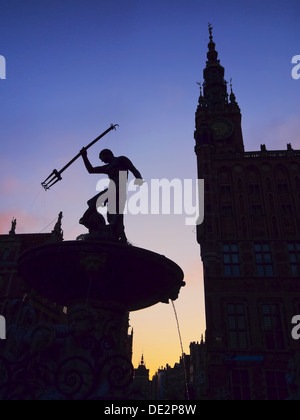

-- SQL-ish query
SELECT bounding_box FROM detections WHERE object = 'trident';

[41,124,119,190]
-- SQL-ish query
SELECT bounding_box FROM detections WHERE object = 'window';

[266,178,272,191]
[281,204,293,216]
[254,243,273,277]
[277,182,289,194]
[227,303,247,349]
[252,205,263,216]
[272,217,279,237]
[222,205,233,216]
[269,194,275,212]
[265,371,288,400]
[0,272,10,295]
[231,370,251,400]
[238,179,243,192]
[223,244,240,277]
[249,184,260,195]
[239,195,245,213]
[288,242,300,276]
[220,185,231,196]
[261,304,284,350]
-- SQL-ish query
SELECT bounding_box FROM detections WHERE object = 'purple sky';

[0,0,299,375]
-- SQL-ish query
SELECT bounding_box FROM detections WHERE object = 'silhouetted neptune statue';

[79,148,144,243]
[12,128,185,401]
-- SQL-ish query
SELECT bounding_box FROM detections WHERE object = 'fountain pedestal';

[0,239,184,400]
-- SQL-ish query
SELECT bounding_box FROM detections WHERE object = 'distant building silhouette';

[131,354,150,399]
[194,26,300,400]
[151,355,190,400]
[150,340,208,400]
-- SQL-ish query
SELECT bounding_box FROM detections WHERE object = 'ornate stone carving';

[0,300,133,400]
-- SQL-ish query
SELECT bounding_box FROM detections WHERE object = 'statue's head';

[99,149,114,164]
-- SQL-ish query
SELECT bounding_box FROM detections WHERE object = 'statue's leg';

[117,194,127,243]
[117,214,127,243]
[107,201,127,243]
[107,213,127,243]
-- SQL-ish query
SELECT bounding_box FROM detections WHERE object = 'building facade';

[0,219,67,326]
[150,340,207,400]
[194,26,300,400]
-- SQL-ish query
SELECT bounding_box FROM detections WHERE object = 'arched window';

[238,179,243,193]
[269,194,275,213]
[241,217,247,238]
[272,217,279,237]
[239,195,245,213]
[274,165,290,194]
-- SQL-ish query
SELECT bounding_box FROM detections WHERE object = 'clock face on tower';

[210,118,234,140]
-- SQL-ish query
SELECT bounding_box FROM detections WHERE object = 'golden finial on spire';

[208,23,213,40]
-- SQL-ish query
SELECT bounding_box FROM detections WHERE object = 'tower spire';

[195,26,244,153]
[207,23,219,65]
[202,24,227,110]
[230,78,235,98]
[229,78,240,111]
